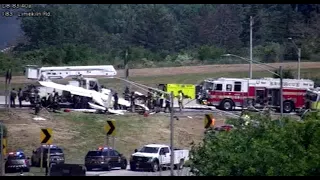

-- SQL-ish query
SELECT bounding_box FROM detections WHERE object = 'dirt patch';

[3,62,320,84]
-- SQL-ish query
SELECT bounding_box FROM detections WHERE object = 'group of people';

[9,86,61,115]
[122,87,185,113]
[9,85,186,115]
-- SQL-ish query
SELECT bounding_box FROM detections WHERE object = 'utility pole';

[124,49,129,90]
[288,37,301,79]
[170,91,174,176]
[297,48,301,80]
[0,122,4,176]
[249,16,253,79]
[279,66,283,118]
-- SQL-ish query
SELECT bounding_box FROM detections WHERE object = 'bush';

[253,42,284,63]
[197,45,225,61]
[273,69,294,79]
[190,114,320,176]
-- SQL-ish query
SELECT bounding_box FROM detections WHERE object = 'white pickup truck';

[129,144,189,172]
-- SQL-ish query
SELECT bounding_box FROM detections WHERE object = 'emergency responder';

[130,91,136,112]
[240,111,251,126]
[124,87,130,101]
[52,92,60,112]
[164,94,171,113]
[29,85,36,105]
[178,90,184,112]
[152,91,157,110]
[10,88,17,108]
[113,92,119,110]
[145,90,151,110]
[34,90,41,115]
[18,88,23,108]
[41,96,47,108]
[47,92,54,109]
[159,92,165,111]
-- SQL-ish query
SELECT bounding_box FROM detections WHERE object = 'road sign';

[40,128,52,144]
[204,114,215,129]
[104,120,116,136]
[2,138,7,155]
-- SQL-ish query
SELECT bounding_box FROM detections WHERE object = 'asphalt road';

[85,165,192,176]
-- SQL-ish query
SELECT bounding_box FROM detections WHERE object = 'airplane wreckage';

[24,65,149,115]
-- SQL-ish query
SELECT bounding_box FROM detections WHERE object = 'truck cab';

[129,144,189,172]
[305,88,320,110]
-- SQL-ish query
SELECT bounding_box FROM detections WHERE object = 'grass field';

[1,109,218,165]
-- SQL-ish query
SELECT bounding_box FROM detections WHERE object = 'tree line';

[2,4,320,73]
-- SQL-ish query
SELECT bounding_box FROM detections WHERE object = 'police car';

[31,145,65,167]
[4,151,31,173]
[84,146,127,171]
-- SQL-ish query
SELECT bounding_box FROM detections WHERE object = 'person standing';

[52,92,60,112]
[34,90,41,115]
[130,91,136,113]
[18,88,24,108]
[10,88,17,108]
[178,90,184,112]
[152,91,157,110]
[113,92,119,110]
[124,87,130,101]
[159,92,165,111]
[164,94,171,113]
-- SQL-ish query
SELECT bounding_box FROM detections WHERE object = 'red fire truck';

[200,77,314,113]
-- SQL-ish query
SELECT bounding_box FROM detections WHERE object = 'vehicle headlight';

[147,157,153,162]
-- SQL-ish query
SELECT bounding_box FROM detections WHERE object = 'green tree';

[273,69,294,79]
[190,114,320,176]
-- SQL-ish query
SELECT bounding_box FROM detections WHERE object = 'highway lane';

[86,165,192,176]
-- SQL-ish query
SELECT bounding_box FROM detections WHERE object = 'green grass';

[50,112,181,164]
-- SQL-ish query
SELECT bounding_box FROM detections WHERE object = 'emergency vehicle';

[5,151,31,173]
[305,87,320,110]
[200,77,314,113]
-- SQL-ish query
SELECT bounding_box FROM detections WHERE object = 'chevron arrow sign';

[105,120,116,136]
[40,128,52,144]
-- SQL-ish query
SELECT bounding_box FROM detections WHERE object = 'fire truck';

[200,77,314,113]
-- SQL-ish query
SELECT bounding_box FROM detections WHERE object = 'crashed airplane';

[25,65,149,115]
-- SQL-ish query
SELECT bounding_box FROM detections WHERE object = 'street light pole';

[170,91,174,176]
[249,16,253,79]
[298,48,301,80]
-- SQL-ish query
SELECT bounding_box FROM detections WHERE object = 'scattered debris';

[33,116,47,121]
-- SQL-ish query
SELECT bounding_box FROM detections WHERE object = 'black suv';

[85,147,127,171]
[31,145,65,167]
[5,151,31,173]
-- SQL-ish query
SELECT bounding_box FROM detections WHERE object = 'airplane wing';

[38,81,94,98]
[39,81,108,107]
